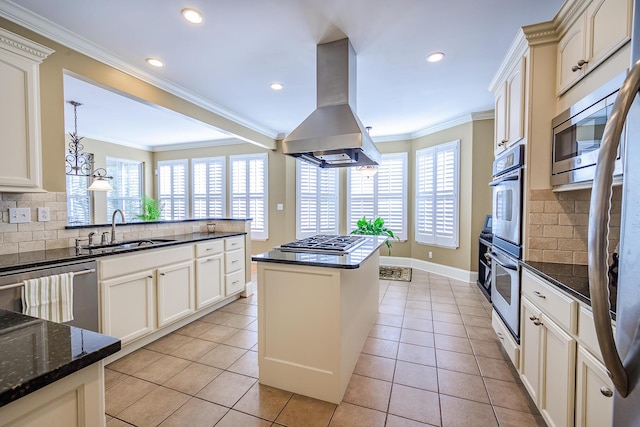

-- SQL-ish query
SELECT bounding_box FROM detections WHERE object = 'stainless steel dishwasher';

[0,260,99,332]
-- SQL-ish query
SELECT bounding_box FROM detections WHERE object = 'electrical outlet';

[277,203,284,211]
[428,251,433,259]
[9,208,31,224]
[38,207,50,222]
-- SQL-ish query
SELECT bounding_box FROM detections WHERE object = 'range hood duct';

[282,38,381,168]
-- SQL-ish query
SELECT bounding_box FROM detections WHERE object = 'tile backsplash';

[0,192,248,255]
[527,187,621,265]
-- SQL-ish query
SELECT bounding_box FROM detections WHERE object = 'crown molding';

[523,20,559,46]
[0,26,54,62]
[0,0,279,141]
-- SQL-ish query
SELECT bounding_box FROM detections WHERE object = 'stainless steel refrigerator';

[589,1,640,424]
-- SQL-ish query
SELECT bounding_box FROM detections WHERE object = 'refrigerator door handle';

[588,60,640,398]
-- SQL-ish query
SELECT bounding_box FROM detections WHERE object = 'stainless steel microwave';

[551,73,626,188]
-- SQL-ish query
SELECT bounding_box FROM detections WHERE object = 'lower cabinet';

[195,253,224,309]
[101,271,155,345]
[157,261,195,328]
[575,346,614,427]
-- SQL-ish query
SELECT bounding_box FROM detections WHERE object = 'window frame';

[106,157,143,222]
[191,156,227,219]
[66,173,92,225]
[347,152,408,241]
[415,140,460,248]
[229,153,268,240]
[157,159,189,221]
[295,159,340,239]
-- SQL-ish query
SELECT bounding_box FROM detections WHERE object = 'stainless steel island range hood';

[282,38,381,168]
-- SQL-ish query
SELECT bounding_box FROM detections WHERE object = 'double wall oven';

[489,145,524,342]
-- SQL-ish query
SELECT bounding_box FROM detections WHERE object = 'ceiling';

[1,0,564,147]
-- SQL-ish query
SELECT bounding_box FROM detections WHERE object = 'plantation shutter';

[192,157,226,218]
[157,159,188,220]
[106,157,143,221]
[415,140,459,247]
[347,153,407,240]
[66,174,91,225]
[230,153,268,240]
[296,160,339,238]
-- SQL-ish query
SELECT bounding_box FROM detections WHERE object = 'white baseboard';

[380,256,479,283]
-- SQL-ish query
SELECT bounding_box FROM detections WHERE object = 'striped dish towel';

[21,272,75,323]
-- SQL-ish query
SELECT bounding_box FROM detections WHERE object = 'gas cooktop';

[278,235,366,254]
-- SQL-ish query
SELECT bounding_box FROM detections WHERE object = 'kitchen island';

[252,236,385,404]
[0,310,120,426]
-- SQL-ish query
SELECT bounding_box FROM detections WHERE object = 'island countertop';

[251,236,387,269]
[0,309,121,408]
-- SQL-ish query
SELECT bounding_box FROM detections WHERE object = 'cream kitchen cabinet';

[557,0,632,95]
[492,57,525,155]
[99,245,193,344]
[195,240,225,309]
[0,29,53,192]
[575,345,614,427]
[224,236,246,295]
[157,260,195,327]
[101,270,155,345]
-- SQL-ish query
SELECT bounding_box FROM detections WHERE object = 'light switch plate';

[9,208,31,224]
[277,203,284,211]
[37,207,50,222]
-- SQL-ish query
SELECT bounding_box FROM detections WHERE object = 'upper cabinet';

[0,29,54,193]
[492,56,526,156]
[557,0,632,95]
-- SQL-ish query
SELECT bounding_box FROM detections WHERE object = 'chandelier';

[65,101,113,191]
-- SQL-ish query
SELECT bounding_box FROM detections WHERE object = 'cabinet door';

[195,254,224,309]
[494,82,508,155]
[520,297,542,402]
[506,57,525,147]
[575,346,614,427]
[539,313,576,427]
[557,14,587,95]
[101,271,155,344]
[157,261,195,327]
[586,0,632,73]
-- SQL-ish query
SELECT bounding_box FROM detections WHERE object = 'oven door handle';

[487,252,518,270]
[489,175,519,186]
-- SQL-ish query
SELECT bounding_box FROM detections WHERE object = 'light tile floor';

[104,268,547,427]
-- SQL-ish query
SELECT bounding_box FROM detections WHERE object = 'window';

[106,157,143,221]
[230,153,268,240]
[296,159,339,238]
[157,159,188,220]
[415,140,460,248]
[347,153,408,240]
[192,157,226,218]
[66,174,91,225]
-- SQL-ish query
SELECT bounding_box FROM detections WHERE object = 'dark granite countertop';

[251,236,387,269]
[65,217,251,230]
[0,309,120,408]
[520,261,617,317]
[0,232,246,274]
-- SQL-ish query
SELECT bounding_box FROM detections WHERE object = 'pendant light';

[65,101,113,191]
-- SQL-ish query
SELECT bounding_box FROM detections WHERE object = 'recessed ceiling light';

[270,82,284,90]
[181,8,203,24]
[427,52,445,63]
[146,57,164,67]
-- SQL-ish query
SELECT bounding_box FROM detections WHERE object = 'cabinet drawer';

[225,249,244,273]
[195,240,224,258]
[225,236,244,251]
[522,270,578,334]
[578,305,615,363]
[99,245,193,280]
[492,310,520,370]
[225,269,245,295]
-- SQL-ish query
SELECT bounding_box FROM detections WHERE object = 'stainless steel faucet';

[111,209,126,243]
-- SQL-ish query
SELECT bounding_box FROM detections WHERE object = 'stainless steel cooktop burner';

[279,235,366,254]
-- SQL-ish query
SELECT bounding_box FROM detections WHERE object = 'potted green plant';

[350,216,399,255]
[137,196,162,221]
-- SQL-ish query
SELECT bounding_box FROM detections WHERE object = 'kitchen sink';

[80,238,176,253]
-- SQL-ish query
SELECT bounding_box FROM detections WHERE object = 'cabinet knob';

[148,275,153,279]
[160,272,165,276]
[533,290,546,299]
[498,139,507,147]
[529,315,542,326]
[600,386,613,397]
[571,59,589,72]
[496,332,504,340]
